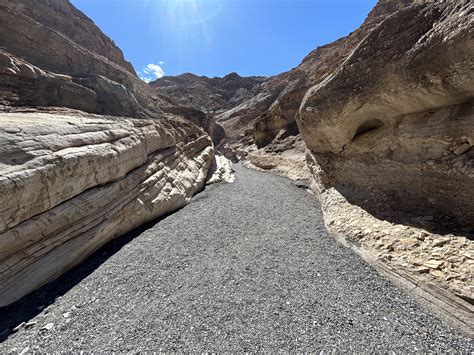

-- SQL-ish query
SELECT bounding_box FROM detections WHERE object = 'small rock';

[400,238,419,247]
[40,323,54,332]
[446,256,461,263]
[429,252,443,260]
[453,143,471,155]
[462,251,473,260]
[432,239,450,247]
[62,312,71,318]
[19,347,30,355]
[415,267,430,274]
[25,321,37,329]
[446,273,461,281]
[13,322,25,332]
[430,270,446,279]
[423,260,443,269]
[410,258,425,266]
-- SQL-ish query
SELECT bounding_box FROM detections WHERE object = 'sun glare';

[146,0,224,27]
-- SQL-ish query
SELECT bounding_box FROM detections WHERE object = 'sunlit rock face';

[0,0,214,306]
[0,0,179,117]
[299,0,474,228]
[151,72,267,145]
[209,0,415,148]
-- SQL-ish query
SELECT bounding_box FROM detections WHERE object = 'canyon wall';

[148,0,474,302]
[299,0,473,228]
[0,0,214,306]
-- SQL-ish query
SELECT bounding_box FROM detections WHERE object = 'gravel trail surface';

[1,165,472,352]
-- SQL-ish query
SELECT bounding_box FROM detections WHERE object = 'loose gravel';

[1,164,472,352]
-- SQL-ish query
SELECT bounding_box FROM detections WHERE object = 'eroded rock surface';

[0,0,215,306]
[0,112,213,307]
[299,0,474,228]
[241,0,473,309]
[151,72,267,151]
[151,72,266,114]
[0,0,175,117]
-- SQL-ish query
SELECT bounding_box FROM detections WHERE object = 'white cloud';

[139,63,165,83]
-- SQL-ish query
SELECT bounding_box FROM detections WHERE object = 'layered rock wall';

[0,0,215,306]
[0,0,173,117]
[0,112,213,307]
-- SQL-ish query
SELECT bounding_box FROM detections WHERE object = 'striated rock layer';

[0,0,215,306]
[0,112,213,307]
[0,0,180,118]
[299,0,474,229]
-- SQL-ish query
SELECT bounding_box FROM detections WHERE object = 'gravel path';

[1,164,472,352]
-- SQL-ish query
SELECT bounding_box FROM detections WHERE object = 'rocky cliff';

[247,0,473,303]
[0,0,214,306]
[151,72,266,114]
[155,0,415,147]
[299,0,473,228]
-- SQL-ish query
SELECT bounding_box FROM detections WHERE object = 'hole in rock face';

[352,118,383,141]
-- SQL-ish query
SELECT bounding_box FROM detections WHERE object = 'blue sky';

[71,0,377,80]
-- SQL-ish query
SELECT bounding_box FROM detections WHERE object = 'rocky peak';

[150,71,266,113]
[0,0,136,75]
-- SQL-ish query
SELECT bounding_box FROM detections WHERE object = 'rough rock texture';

[207,154,235,184]
[151,72,266,114]
[244,0,474,312]
[159,0,415,149]
[0,0,215,306]
[151,72,267,150]
[0,0,136,75]
[299,0,474,228]
[0,111,213,308]
[321,186,474,304]
[0,0,175,118]
[226,0,414,147]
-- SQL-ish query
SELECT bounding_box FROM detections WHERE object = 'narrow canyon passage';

[1,165,472,352]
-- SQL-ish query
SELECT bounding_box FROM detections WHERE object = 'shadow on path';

[0,215,168,342]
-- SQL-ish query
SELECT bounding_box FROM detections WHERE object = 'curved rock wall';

[299,0,473,227]
[0,0,215,306]
[0,112,213,307]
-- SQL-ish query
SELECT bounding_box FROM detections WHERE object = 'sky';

[71,0,378,81]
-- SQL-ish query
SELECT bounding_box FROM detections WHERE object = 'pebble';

[40,323,54,332]
[12,323,25,332]
[423,260,444,269]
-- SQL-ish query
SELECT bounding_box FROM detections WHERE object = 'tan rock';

[430,270,446,280]
[399,238,419,247]
[0,112,214,307]
[299,0,474,228]
[414,267,430,274]
[432,239,450,248]
[423,260,444,270]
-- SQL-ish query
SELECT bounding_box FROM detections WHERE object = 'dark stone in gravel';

[0,165,472,352]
